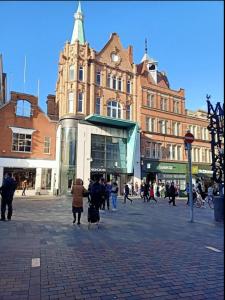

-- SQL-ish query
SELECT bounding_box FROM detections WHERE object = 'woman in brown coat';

[71,178,88,225]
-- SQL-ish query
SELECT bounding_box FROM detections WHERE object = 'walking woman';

[149,184,157,203]
[111,182,118,211]
[71,178,88,225]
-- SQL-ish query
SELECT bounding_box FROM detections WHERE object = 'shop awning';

[85,114,137,128]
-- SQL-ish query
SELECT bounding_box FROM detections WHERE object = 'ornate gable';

[96,33,133,72]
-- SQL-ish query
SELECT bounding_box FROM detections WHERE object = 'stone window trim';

[10,127,35,153]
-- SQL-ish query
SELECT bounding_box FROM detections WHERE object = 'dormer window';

[16,100,31,117]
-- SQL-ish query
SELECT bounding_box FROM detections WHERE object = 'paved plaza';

[0,195,224,300]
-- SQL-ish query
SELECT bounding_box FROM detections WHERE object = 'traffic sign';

[184,132,194,143]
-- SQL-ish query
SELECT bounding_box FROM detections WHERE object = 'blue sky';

[0,1,224,112]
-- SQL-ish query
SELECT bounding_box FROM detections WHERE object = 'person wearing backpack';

[111,182,118,211]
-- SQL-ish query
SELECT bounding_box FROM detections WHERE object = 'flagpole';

[23,55,26,92]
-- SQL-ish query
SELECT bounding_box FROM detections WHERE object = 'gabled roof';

[96,33,133,72]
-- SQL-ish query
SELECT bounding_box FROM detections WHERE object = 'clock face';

[111,53,119,62]
[148,63,156,71]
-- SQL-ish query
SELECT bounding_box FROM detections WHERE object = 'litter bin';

[214,196,224,222]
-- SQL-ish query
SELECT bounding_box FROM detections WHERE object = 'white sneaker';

[112,208,117,211]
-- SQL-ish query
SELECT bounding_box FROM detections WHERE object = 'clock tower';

[141,39,158,84]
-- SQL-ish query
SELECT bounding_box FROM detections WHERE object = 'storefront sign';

[158,165,173,170]
[145,162,186,174]
[198,169,213,174]
[91,168,106,172]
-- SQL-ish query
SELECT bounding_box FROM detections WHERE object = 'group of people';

[71,176,119,225]
[185,179,219,206]
[140,181,179,206]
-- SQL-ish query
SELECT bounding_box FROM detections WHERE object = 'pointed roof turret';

[141,38,151,62]
[71,1,86,45]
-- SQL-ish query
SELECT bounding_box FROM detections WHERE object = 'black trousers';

[1,197,13,220]
[73,211,81,223]
[124,193,132,203]
[169,196,176,206]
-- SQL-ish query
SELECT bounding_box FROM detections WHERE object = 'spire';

[141,38,151,62]
[71,1,86,45]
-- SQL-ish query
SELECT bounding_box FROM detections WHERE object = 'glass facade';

[60,127,76,194]
[91,134,127,173]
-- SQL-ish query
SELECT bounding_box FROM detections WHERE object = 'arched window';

[107,101,122,119]
[16,100,31,117]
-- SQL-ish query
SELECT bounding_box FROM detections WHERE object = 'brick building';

[0,3,213,196]
[52,2,212,194]
[0,91,58,195]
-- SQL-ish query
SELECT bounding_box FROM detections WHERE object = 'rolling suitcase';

[88,205,100,229]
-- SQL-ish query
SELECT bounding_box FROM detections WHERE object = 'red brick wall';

[0,92,57,160]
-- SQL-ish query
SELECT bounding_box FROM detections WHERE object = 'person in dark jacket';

[105,181,112,210]
[168,182,176,206]
[143,182,149,202]
[90,176,103,211]
[0,173,17,221]
[123,184,133,204]
[100,178,106,211]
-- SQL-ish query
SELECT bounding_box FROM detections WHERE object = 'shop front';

[191,164,213,186]
[57,114,140,195]
[142,161,187,193]
[0,157,57,196]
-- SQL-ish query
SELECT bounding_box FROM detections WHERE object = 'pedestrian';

[100,178,106,211]
[71,178,88,225]
[164,182,170,200]
[160,183,165,198]
[105,181,112,210]
[90,176,103,212]
[131,182,134,196]
[111,182,118,211]
[22,178,28,196]
[185,182,190,205]
[149,184,157,203]
[168,182,177,206]
[140,182,145,198]
[143,182,149,202]
[0,173,17,221]
[134,181,139,196]
[123,184,133,204]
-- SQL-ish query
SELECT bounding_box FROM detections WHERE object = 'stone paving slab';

[0,196,223,300]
